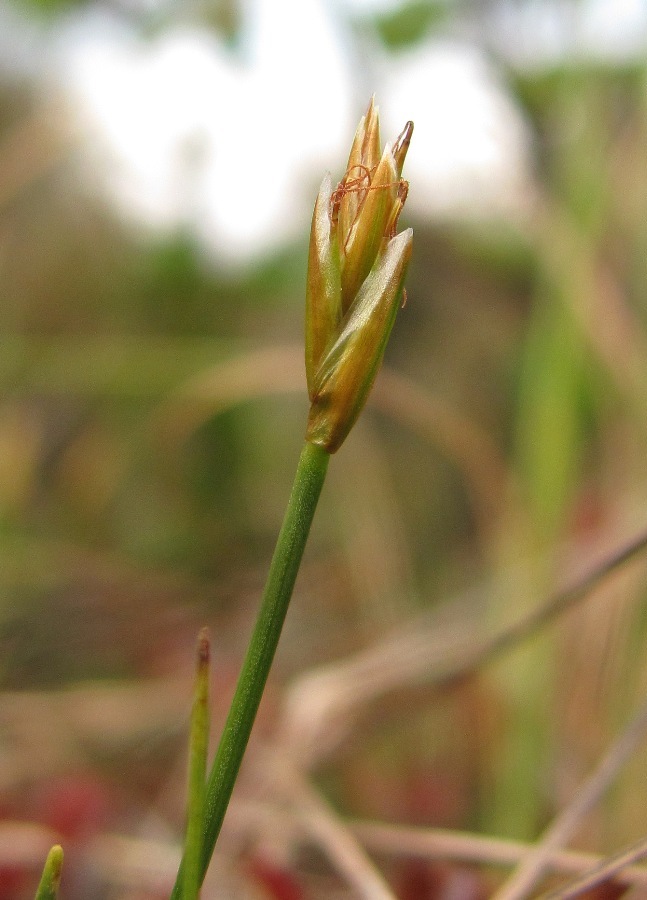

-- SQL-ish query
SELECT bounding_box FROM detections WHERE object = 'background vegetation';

[2,0,647,897]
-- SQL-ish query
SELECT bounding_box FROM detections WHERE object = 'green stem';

[170,441,330,898]
[182,630,210,900]
[34,845,64,900]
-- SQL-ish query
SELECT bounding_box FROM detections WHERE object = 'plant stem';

[170,440,330,898]
[182,629,210,900]
[34,845,63,900]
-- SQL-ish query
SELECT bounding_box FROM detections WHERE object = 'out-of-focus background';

[3,0,647,897]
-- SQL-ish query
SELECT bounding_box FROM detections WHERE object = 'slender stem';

[182,629,210,900]
[34,845,64,900]
[170,441,330,898]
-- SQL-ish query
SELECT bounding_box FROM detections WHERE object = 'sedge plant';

[32,98,413,900]
[169,98,414,897]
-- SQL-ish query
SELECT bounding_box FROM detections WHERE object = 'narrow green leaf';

[34,845,63,900]
[182,628,211,900]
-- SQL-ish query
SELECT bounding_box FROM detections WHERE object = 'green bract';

[305,99,413,453]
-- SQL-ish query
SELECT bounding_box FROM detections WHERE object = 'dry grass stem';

[493,693,647,900]
[265,752,398,900]
[440,526,647,688]
[279,527,647,767]
[279,598,480,765]
[349,820,647,889]
[539,834,647,900]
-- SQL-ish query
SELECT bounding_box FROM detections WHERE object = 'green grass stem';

[170,440,330,897]
[181,628,211,900]
[34,845,63,900]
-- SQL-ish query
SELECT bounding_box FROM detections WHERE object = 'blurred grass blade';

[34,845,63,900]
[183,629,211,900]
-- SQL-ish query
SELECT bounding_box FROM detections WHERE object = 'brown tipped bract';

[305,174,342,401]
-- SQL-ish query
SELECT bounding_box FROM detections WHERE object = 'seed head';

[305,99,413,453]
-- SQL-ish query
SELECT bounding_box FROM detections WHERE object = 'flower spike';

[304,100,413,453]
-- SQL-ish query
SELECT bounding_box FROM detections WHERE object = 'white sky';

[47,0,647,265]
